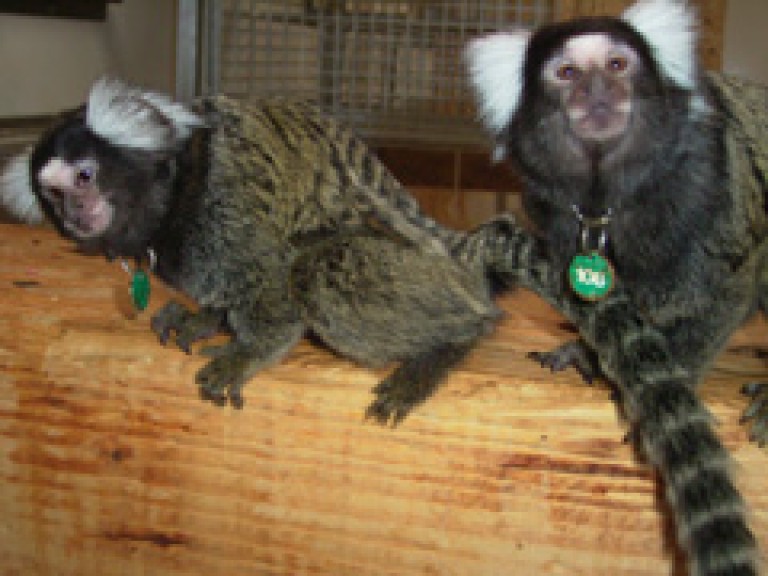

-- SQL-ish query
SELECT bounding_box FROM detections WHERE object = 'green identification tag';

[568,253,614,301]
[130,270,151,311]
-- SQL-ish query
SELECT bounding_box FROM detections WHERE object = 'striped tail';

[582,296,759,576]
[463,214,760,576]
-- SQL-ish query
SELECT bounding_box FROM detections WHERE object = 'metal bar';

[248,0,256,97]
[265,0,274,96]
[205,0,222,95]
[202,0,554,147]
[176,0,200,101]
[333,3,343,115]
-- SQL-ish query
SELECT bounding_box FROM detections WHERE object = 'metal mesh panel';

[211,1,554,146]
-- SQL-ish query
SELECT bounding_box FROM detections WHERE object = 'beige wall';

[0,0,175,117]
[105,0,176,94]
[723,0,768,84]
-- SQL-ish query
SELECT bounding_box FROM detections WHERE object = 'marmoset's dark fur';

[0,79,503,419]
[466,0,765,574]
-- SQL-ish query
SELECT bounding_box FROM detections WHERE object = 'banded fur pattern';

[586,297,758,576]
[195,96,458,257]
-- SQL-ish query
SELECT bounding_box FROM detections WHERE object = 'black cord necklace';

[568,204,616,301]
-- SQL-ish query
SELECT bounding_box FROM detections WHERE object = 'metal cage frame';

[177,0,555,147]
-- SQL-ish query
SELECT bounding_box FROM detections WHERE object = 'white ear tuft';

[465,31,531,136]
[86,77,204,151]
[0,149,45,224]
[621,0,697,89]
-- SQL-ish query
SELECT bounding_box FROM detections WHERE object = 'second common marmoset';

[466,0,766,574]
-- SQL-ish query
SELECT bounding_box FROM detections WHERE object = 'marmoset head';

[465,0,698,166]
[1,78,203,257]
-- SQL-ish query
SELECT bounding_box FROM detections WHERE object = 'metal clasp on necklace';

[572,205,613,254]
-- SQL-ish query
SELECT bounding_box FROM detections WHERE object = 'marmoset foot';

[366,371,424,427]
[196,342,253,409]
[741,382,768,446]
[366,344,471,426]
[528,339,601,384]
[195,322,304,410]
[151,301,224,353]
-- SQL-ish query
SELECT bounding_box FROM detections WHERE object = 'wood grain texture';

[0,223,765,576]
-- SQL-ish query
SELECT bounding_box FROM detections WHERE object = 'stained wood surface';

[0,223,765,576]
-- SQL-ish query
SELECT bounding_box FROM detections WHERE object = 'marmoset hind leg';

[366,343,474,425]
[153,296,305,408]
[151,244,307,409]
[292,232,499,425]
[151,301,226,353]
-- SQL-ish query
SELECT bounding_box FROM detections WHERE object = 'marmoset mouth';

[572,110,629,142]
[65,198,114,238]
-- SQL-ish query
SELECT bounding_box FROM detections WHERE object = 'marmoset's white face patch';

[621,0,697,89]
[464,30,531,137]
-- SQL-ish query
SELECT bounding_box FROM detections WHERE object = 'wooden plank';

[0,223,765,575]
[695,0,727,70]
[373,147,522,196]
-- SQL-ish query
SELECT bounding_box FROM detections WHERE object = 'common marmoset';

[0,79,499,419]
[466,0,765,574]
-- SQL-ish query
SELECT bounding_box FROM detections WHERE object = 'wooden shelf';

[0,223,764,575]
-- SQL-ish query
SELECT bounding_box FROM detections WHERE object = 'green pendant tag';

[568,253,615,301]
[130,270,151,311]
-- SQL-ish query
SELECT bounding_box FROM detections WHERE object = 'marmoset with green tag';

[466,0,768,426]
[0,78,504,420]
[466,0,768,574]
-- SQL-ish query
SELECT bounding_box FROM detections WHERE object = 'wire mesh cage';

[208,1,555,146]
